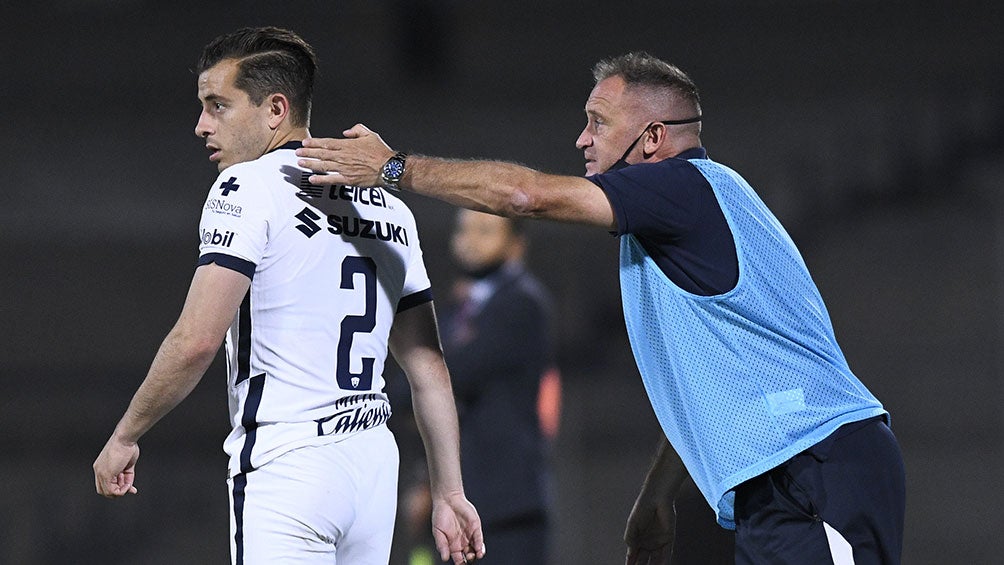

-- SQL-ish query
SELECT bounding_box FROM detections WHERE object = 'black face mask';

[458,259,505,280]
[604,115,703,173]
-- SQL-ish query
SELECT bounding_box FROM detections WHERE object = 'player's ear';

[266,93,290,130]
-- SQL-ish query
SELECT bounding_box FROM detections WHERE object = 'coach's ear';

[266,93,291,129]
[642,122,668,156]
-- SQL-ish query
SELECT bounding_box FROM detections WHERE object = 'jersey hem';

[199,252,256,279]
[397,287,433,313]
[713,406,889,529]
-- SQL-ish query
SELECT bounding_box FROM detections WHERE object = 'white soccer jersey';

[197,141,432,477]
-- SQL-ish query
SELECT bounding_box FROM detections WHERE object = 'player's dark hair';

[592,52,701,116]
[197,26,317,127]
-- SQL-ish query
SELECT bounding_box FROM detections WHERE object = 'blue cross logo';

[220,177,240,196]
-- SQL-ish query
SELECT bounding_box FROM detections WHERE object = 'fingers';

[295,147,339,167]
[294,146,345,185]
[449,548,481,564]
[432,534,473,563]
[300,136,342,149]
[300,123,372,148]
[93,440,140,498]
[96,473,138,498]
[468,541,486,561]
[117,471,139,495]
[469,528,486,559]
[433,530,484,564]
[433,528,450,562]
[625,546,669,565]
[342,123,373,139]
[294,153,345,185]
[296,125,391,188]
[452,543,484,564]
[307,173,346,186]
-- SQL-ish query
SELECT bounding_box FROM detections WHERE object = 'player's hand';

[93,435,140,498]
[296,124,396,187]
[624,489,675,565]
[430,491,486,564]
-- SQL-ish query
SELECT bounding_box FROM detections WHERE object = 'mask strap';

[660,114,702,125]
[604,115,703,173]
[614,125,653,165]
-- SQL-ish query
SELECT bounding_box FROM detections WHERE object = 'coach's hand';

[93,436,140,498]
[431,491,486,564]
[624,488,675,565]
[297,124,396,188]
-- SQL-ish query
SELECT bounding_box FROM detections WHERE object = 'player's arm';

[389,300,486,564]
[624,434,690,565]
[296,124,617,229]
[93,263,250,498]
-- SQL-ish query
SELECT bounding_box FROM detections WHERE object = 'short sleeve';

[588,156,739,296]
[397,213,433,312]
[588,159,710,239]
[198,165,270,275]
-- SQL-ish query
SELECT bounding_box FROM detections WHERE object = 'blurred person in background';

[393,210,559,565]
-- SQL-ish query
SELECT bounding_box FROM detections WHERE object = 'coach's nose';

[575,125,592,150]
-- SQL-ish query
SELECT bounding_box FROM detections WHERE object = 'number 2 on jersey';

[337,256,377,390]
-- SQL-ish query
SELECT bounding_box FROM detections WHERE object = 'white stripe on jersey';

[197,144,432,477]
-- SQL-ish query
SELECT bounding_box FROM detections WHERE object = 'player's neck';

[266,127,310,152]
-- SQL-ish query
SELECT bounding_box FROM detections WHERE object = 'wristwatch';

[379,151,408,190]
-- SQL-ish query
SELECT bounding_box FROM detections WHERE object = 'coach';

[296,52,906,564]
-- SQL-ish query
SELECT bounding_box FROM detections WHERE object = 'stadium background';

[2,1,1001,562]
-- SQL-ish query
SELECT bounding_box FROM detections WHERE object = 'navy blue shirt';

[588,147,739,296]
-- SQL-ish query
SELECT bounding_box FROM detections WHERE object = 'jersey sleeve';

[397,215,433,313]
[197,165,270,279]
[588,159,709,239]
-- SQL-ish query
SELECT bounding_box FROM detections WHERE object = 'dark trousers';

[733,417,906,564]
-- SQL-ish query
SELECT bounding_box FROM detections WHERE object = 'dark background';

[2,1,1002,563]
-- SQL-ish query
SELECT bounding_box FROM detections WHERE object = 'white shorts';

[227,425,400,564]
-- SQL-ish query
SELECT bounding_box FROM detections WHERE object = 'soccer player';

[92,27,484,565]
[296,52,906,564]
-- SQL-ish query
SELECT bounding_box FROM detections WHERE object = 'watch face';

[383,158,404,181]
[386,160,403,176]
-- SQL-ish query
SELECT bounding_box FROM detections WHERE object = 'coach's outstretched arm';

[93,264,250,497]
[389,301,486,564]
[297,125,617,229]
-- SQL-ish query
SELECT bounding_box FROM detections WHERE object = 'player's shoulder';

[212,159,267,189]
[210,152,303,198]
[380,188,417,220]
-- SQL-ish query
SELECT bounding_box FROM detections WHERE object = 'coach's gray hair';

[592,52,701,115]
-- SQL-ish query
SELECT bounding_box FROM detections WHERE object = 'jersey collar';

[268,140,303,153]
[674,146,707,160]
